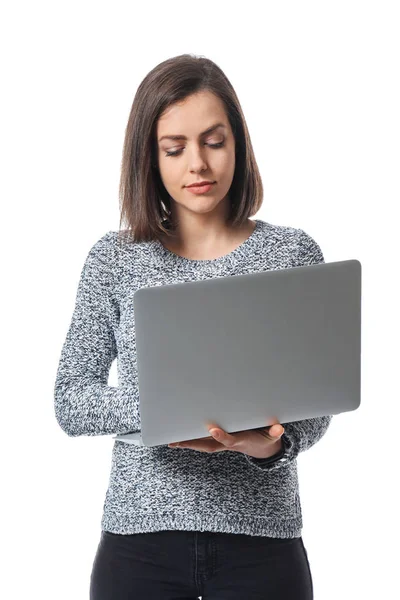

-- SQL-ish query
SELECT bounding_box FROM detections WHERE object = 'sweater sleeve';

[244,228,333,471]
[54,232,140,437]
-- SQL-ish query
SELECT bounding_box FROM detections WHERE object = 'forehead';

[157,92,228,140]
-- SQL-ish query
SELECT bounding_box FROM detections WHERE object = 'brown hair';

[118,53,263,244]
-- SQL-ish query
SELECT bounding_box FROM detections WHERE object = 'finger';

[209,428,223,440]
[168,434,223,448]
[269,424,284,437]
[169,434,214,447]
[209,428,238,449]
[171,428,231,450]
[257,424,285,440]
[210,428,240,444]
[169,438,226,453]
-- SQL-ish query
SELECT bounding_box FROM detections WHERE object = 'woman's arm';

[54,232,140,437]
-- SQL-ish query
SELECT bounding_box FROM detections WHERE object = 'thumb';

[256,424,285,441]
[269,424,285,438]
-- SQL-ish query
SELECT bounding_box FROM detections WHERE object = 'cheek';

[159,162,180,187]
[215,146,235,168]
[216,152,235,178]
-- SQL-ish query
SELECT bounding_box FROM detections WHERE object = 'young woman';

[54,53,332,600]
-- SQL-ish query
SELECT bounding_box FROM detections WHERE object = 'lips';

[186,181,215,188]
[185,182,214,194]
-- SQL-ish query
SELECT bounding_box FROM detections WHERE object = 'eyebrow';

[158,122,226,143]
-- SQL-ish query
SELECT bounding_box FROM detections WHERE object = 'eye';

[165,141,225,157]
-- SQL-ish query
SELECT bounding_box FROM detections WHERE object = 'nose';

[187,146,209,173]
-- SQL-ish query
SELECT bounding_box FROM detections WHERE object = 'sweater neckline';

[152,219,263,267]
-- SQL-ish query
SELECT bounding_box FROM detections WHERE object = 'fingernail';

[273,427,283,437]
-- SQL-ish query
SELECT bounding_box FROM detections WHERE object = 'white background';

[1,1,399,598]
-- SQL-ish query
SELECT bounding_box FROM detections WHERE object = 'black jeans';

[90,529,314,600]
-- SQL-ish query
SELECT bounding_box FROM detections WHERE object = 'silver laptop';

[113,259,362,447]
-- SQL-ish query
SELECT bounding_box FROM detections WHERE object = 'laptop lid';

[122,259,361,447]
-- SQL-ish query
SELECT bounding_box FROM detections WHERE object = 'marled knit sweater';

[54,218,332,538]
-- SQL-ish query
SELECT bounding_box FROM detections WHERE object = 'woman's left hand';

[168,424,285,459]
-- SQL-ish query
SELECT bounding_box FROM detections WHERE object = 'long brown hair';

[118,53,263,244]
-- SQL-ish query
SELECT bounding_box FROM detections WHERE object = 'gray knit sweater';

[54,218,332,538]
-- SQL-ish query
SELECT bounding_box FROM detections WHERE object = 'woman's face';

[156,91,236,222]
